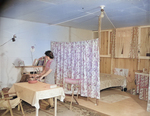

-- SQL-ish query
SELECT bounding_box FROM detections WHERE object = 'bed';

[100,73,127,91]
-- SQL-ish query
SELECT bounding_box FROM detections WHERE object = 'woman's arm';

[39,69,52,81]
[34,67,46,78]
[38,69,46,76]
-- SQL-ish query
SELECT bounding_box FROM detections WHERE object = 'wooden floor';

[1,88,150,116]
[76,88,150,116]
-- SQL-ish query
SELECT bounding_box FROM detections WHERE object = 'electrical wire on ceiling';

[49,5,116,31]
[49,10,100,26]
[104,11,116,29]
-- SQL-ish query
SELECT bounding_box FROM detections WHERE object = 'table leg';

[36,108,39,116]
[54,97,57,116]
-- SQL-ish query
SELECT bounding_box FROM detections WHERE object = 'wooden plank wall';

[100,57,111,74]
[139,59,150,72]
[100,58,138,90]
[113,58,138,90]
[100,31,109,55]
[99,26,150,90]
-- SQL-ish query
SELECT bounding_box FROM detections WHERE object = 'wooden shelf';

[139,56,150,60]
[15,66,43,68]
[15,66,44,75]
[100,55,111,57]
[135,71,149,76]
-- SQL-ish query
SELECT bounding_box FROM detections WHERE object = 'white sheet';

[100,73,127,90]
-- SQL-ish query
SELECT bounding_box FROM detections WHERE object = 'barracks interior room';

[0,0,150,116]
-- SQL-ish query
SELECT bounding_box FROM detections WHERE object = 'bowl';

[28,80,38,84]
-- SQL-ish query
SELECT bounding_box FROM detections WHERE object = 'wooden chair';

[0,91,25,116]
[63,78,81,110]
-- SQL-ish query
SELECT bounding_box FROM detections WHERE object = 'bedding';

[100,73,127,90]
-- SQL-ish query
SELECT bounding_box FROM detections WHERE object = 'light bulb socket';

[101,9,104,12]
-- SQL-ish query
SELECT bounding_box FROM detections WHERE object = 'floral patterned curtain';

[110,29,116,58]
[129,27,139,58]
[147,74,150,112]
[51,39,100,99]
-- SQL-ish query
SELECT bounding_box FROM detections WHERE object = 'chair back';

[0,91,25,116]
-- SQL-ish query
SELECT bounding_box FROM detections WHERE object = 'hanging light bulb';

[100,5,105,18]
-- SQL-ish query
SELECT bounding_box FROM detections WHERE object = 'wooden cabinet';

[93,26,150,59]
[139,26,150,59]
[115,27,132,58]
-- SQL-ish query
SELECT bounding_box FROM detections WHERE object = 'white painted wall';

[70,28,93,42]
[0,17,93,88]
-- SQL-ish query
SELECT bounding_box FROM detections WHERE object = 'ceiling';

[0,0,150,31]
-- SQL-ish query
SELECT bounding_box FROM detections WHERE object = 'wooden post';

[97,8,103,105]
[98,9,104,66]
[69,27,71,42]
[98,15,102,51]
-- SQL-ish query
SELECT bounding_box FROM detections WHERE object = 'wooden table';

[9,82,65,116]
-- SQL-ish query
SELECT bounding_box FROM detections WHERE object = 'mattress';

[100,73,126,90]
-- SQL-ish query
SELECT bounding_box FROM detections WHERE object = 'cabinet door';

[115,27,132,58]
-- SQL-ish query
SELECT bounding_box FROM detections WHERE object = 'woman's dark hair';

[45,50,54,59]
